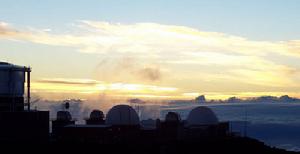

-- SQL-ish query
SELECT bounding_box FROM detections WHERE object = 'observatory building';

[52,105,229,143]
[0,62,229,144]
[54,105,141,143]
[0,62,49,142]
[0,62,281,153]
[52,110,75,136]
[0,62,30,111]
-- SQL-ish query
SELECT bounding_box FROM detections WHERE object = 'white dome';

[186,106,218,126]
[106,105,140,126]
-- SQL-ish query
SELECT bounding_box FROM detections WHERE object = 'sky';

[1,0,300,100]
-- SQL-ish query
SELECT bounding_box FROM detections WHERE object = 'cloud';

[1,20,299,57]
[137,67,161,81]
[1,20,299,59]
[75,21,300,58]
[128,98,146,104]
[37,78,100,85]
[0,22,20,37]
[1,20,300,93]
[2,20,300,65]
[93,56,163,83]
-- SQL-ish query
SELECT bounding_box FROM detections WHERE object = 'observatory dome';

[106,105,140,126]
[56,111,72,121]
[186,106,218,126]
[90,110,104,120]
[165,112,181,122]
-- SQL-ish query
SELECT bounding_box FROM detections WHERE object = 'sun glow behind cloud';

[32,78,178,100]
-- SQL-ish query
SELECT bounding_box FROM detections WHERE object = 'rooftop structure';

[0,62,31,111]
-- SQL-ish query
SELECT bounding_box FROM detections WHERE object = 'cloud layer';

[1,20,300,98]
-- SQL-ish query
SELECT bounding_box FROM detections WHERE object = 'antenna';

[243,104,248,137]
[63,100,70,111]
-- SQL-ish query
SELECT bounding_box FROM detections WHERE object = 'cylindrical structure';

[0,62,28,111]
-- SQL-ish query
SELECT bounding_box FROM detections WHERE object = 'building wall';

[0,111,49,142]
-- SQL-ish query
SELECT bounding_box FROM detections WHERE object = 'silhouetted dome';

[0,62,10,65]
[90,110,104,120]
[106,105,140,126]
[165,112,181,122]
[195,95,206,103]
[140,119,156,129]
[56,111,72,121]
[186,106,218,126]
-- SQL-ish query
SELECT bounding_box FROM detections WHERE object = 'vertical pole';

[27,67,31,111]
[243,105,248,137]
